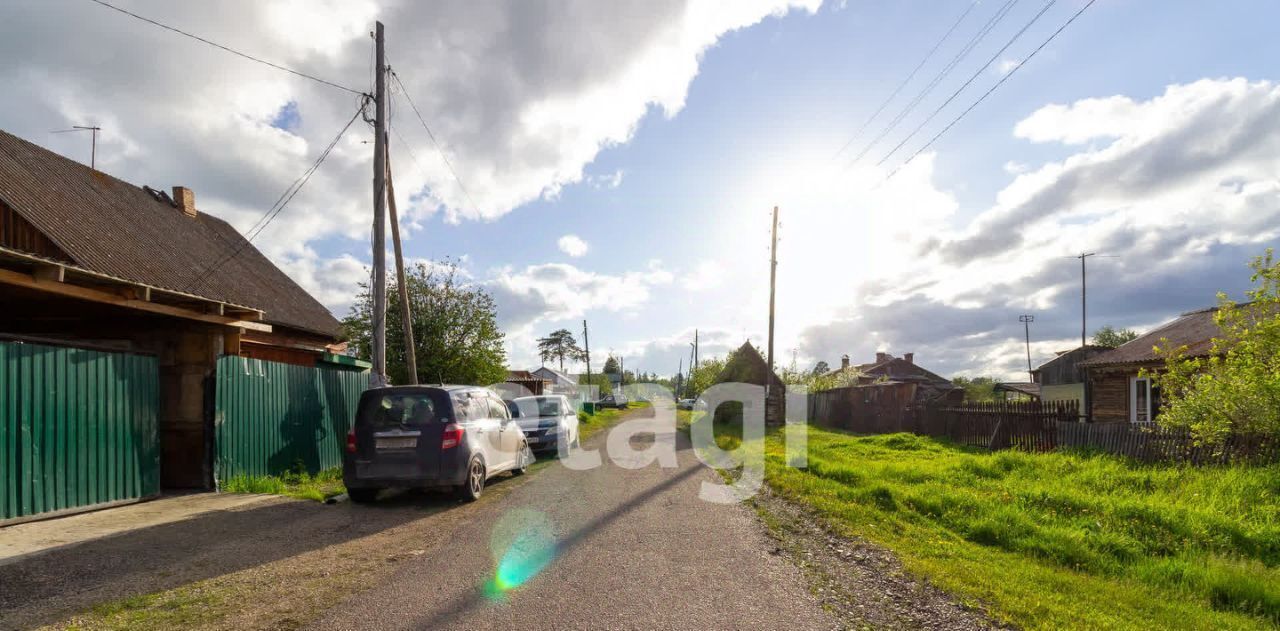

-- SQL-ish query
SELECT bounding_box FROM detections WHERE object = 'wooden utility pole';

[582,319,592,387]
[1019,314,1034,381]
[767,206,779,374]
[370,21,388,387]
[385,138,417,384]
[1078,252,1092,348]
[676,357,683,398]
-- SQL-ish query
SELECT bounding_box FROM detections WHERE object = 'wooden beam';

[33,263,64,283]
[0,268,272,333]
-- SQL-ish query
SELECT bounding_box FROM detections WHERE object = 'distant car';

[598,393,629,409]
[343,385,530,503]
[677,398,695,411]
[506,395,580,454]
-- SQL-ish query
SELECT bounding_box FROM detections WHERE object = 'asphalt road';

[312,409,837,630]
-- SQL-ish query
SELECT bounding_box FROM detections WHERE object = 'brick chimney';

[172,186,197,218]
[840,354,849,370]
[904,352,914,365]
[875,352,889,364]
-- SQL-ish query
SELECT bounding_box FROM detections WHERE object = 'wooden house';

[0,129,359,521]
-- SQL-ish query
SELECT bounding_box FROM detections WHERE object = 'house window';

[1129,376,1160,424]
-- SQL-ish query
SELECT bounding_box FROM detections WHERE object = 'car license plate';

[526,436,541,444]
[376,437,417,450]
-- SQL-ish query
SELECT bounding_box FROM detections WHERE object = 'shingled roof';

[0,130,340,337]
[1079,306,1223,368]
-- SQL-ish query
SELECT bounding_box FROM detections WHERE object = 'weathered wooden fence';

[808,394,1279,464]
[1056,422,1279,464]
[916,400,1078,452]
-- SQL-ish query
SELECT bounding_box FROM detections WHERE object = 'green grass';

[220,467,346,502]
[695,416,1280,629]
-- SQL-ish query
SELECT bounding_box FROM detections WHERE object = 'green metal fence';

[213,355,367,481]
[1,341,160,522]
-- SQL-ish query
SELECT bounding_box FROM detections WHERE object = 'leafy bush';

[1150,250,1280,442]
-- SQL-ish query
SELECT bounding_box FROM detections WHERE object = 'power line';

[832,0,979,160]
[184,100,369,293]
[389,69,484,216]
[87,0,365,96]
[882,0,1097,182]
[875,0,1059,167]
[846,0,1020,168]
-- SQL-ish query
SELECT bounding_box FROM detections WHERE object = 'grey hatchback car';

[343,385,531,502]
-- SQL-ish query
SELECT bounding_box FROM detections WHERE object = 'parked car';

[598,393,629,409]
[677,398,695,411]
[343,385,530,503]
[506,395,580,454]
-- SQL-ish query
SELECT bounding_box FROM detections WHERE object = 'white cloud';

[0,0,821,312]
[792,78,1280,379]
[996,58,1020,75]
[587,169,625,189]
[682,259,725,290]
[557,234,590,257]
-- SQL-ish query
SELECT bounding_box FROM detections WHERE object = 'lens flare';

[484,509,558,599]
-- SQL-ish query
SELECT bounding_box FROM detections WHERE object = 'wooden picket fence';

[809,395,1280,465]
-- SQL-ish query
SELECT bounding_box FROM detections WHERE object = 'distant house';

[1079,306,1229,423]
[0,129,360,519]
[714,341,786,423]
[501,370,549,397]
[1028,345,1110,415]
[995,382,1041,401]
[827,351,960,402]
[532,366,579,389]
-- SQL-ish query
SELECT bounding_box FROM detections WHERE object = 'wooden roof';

[0,130,340,337]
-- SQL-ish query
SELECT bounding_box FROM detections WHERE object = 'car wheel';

[457,456,486,501]
[348,487,380,504]
[512,443,530,475]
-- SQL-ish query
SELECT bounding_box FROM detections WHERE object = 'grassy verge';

[693,415,1280,629]
[578,401,648,440]
[220,467,346,502]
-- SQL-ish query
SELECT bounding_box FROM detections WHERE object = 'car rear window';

[536,398,562,416]
[358,390,448,429]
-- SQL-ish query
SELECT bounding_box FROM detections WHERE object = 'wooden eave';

[0,245,270,332]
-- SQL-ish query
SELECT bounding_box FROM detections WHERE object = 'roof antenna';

[438,370,444,386]
[51,125,102,170]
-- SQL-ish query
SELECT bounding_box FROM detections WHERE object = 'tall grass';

[221,467,345,502]
[722,419,1280,629]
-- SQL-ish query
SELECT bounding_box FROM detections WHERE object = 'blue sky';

[5,0,1280,379]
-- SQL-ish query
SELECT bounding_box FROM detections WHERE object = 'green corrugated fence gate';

[213,355,368,481]
[1,341,160,522]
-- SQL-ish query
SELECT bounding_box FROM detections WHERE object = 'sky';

[3,0,1279,380]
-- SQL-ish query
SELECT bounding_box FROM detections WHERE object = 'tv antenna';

[51,125,102,170]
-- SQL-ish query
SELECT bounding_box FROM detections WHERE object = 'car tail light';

[345,429,357,453]
[441,423,464,449]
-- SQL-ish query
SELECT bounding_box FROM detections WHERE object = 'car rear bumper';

[342,451,470,489]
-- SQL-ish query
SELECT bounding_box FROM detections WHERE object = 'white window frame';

[1129,376,1154,424]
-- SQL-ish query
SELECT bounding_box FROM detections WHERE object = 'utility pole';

[693,329,699,374]
[370,21,388,387]
[676,356,683,398]
[582,319,592,387]
[52,125,101,170]
[385,136,416,384]
[1077,252,1092,348]
[1019,314,1034,381]
[767,206,779,376]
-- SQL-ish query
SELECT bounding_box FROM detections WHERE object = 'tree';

[1092,325,1139,348]
[536,329,583,370]
[952,376,998,402]
[811,361,830,376]
[342,259,507,386]
[602,355,620,374]
[1149,250,1280,442]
